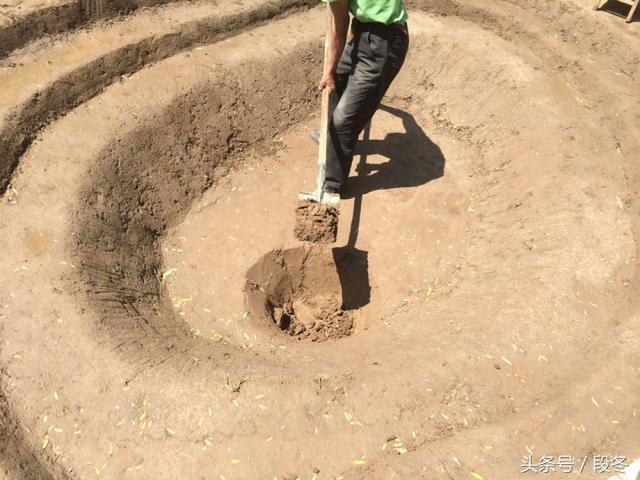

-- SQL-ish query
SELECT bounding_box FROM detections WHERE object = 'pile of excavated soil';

[294,200,340,244]
[276,296,353,340]
[244,246,353,341]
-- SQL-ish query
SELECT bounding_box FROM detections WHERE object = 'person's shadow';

[333,104,446,311]
[341,103,445,199]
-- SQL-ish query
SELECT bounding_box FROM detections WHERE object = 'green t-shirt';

[322,0,408,25]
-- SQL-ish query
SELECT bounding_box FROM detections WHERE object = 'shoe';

[323,185,340,194]
[309,129,321,144]
[322,190,340,206]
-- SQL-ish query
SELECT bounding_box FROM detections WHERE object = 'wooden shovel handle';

[316,4,332,200]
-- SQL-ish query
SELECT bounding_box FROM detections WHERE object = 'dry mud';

[244,246,354,341]
[294,201,340,244]
[0,0,640,479]
[0,0,198,59]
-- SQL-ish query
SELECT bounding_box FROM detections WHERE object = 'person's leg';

[323,36,356,192]
[324,27,409,193]
[311,40,354,145]
[333,36,356,102]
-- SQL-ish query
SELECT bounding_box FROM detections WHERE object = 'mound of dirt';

[244,246,354,341]
[294,200,339,244]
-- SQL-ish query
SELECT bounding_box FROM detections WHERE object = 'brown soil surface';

[0,0,198,59]
[244,246,354,341]
[1,1,640,480]
[294,201,340,244]
[0,0,316,193]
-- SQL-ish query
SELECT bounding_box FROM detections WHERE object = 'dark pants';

[324,18,409,193]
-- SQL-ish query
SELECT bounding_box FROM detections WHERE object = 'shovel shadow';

[333,104,445,312]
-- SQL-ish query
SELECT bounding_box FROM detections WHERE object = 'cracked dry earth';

[1,0,640,479]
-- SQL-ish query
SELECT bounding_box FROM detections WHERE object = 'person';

[319,0,409,199]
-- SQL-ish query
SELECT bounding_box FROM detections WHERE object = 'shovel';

[294,4,340,244]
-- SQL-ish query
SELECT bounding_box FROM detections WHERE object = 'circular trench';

[0,2,639,480]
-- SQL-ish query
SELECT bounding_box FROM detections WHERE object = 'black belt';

[352,18,408,37]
